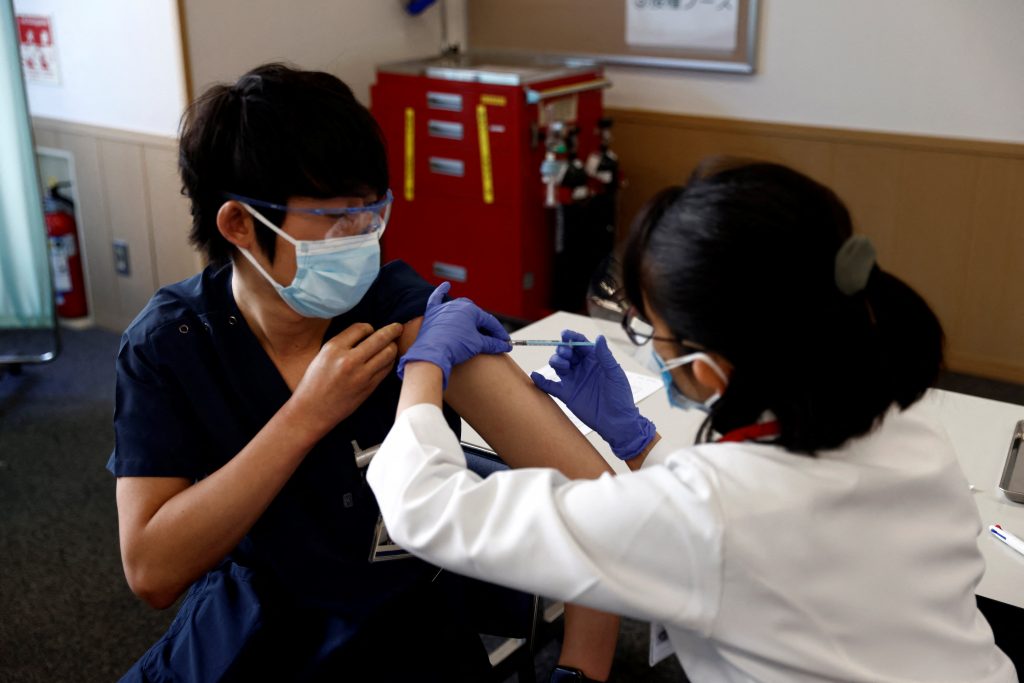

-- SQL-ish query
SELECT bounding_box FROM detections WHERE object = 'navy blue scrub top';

[108,260,459,615]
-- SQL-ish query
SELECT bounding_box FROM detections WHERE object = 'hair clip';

[834,235,877,296]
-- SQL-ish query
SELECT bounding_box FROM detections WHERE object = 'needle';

[509,340,596,347]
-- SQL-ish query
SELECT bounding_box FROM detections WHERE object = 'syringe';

[509,340,596,347]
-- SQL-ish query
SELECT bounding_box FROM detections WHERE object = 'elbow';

[123,561,183,610]
[381,508,429,557]
[381,514,415,552]
[137,588,180,611]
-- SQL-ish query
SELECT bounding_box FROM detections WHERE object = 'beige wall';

[15,0,187,137]
[32,119,199,333]
[180,0,466,102]
[461,0,1024,144]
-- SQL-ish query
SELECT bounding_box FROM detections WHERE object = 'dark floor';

[1,326,1021,682]
[1,327,165,682]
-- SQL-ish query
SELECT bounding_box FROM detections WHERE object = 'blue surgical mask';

[650,349,728,413]
[236,200,388,318]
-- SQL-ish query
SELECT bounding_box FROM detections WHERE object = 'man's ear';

[216,201,256,251]
[693,355,732,395]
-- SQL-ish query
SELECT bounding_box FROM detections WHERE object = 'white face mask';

[233,194,391,318]
[650,349,728,413]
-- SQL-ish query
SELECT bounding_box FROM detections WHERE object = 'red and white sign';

[17,15,61,85]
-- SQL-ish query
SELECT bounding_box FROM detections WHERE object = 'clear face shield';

[224,189,393,240]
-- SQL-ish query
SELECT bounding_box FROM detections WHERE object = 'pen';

[509,340,597,347]
[988,524,1024,558]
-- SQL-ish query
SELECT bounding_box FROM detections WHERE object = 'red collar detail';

[718,420,781,443]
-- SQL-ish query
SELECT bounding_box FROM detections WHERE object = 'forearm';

[561,605,619,680]
[445,353,611,479]
[118,399,323,607]
[396,361,444,414]
[626,432,662,471]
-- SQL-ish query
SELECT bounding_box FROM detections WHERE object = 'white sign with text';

[626,0,739,52]
[17,15,61,85]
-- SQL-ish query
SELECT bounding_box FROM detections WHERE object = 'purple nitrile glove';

[397,282,511,388]
[530,330,656,461]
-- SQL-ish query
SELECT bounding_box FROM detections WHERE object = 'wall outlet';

[113,240,130,276]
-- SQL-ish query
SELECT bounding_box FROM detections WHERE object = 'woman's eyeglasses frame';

[620,306,706,352]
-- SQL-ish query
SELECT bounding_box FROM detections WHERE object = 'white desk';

[461,311,1024,609]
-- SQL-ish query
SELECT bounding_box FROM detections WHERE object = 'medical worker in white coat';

[367,158,1017,682]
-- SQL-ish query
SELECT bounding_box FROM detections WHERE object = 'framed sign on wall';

[467,0,760,74]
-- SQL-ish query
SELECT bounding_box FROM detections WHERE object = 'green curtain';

[0,0,54,329]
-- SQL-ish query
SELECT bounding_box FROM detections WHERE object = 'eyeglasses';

[621,307,705,353]
[224,189,393,238]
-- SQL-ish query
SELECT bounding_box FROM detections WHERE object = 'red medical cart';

[371,54,609,320]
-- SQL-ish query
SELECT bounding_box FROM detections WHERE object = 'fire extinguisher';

[44,181,88,319]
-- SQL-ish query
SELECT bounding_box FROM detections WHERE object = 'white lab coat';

[367,402,1017,682]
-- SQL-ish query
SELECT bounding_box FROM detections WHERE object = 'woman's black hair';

[178,63,389,266]
[622,157,944,454]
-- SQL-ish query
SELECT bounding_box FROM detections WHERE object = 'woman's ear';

[693,354,732,394]
[216,201,255,251]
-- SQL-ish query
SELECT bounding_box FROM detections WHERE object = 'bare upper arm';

[399,316,423,355]
[445,353,612,480]
[399,314,609,479]
[115,476,191,550]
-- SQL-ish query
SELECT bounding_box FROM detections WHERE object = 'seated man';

[109,63,618,681]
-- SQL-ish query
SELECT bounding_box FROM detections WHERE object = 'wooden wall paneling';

[31,118,193,332]
[98,139,158,329]
[54,131,119,331]
[143,145,201,287]
[610,120,752,236]
[954,158,1024,382]
[612,119,701,234]
[830,143,903,263]
[33,127,59,147]
[611,112,836,238]
[889,150,979,361]
[710,132,835,184]
[601,109,1024,382]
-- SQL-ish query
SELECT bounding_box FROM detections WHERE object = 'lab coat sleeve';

[639,436,680,470]
[368,403,723,632]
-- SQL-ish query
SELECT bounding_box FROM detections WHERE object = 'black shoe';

[549,665,604,683]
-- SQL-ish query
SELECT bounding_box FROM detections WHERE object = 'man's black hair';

[179,63,389,265]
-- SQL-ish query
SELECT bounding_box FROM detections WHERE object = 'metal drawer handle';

[428,157,465,177]
[427,91,463,111]
[428,120,464,140]
[433,262,467,283]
